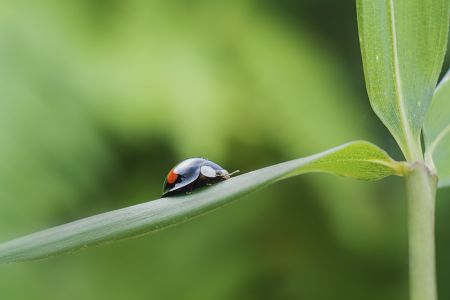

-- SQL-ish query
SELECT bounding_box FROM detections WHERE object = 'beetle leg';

[185,185,195,195]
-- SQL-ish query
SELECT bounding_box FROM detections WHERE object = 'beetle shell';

[162,158,230,197]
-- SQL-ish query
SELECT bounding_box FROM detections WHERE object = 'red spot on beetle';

[167,169,178,184]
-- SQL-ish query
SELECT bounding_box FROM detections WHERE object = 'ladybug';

[162,158,238,197]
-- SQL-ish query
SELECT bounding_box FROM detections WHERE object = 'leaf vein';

[388,0,416,160]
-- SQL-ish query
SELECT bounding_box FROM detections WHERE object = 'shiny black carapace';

[162,158,237,197]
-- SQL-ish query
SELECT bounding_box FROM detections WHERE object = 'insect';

[162,158,238,197]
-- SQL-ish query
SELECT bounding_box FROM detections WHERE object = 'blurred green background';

[0,0,449,299]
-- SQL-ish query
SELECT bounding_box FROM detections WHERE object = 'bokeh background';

[0,0,449,299]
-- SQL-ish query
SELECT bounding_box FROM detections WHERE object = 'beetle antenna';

[229,170,240,176]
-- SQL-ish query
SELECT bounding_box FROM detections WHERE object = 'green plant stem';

[406,162,438,300]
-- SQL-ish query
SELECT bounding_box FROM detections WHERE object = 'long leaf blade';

[424,70,450,188]
[0,141,403,263]
[357,0,449,161]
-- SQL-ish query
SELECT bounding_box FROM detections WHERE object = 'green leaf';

[424,70,450,188]
[357,0,449,161]
[0,141,403,263]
